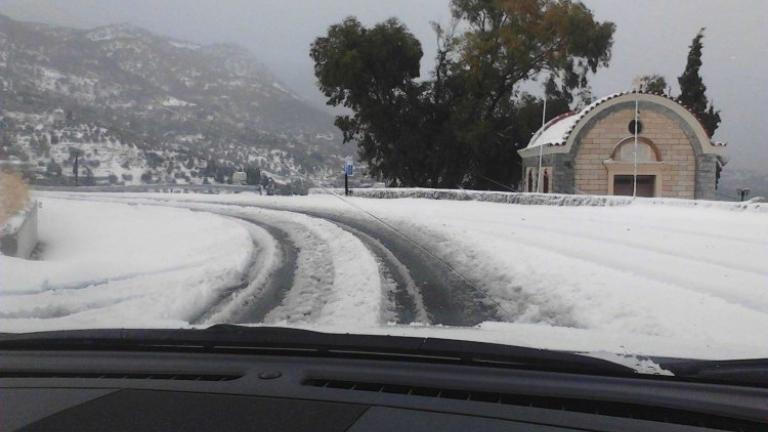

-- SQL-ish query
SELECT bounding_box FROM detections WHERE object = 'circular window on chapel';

[628,119,643,134]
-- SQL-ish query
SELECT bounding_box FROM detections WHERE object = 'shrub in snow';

[0,172,29,226]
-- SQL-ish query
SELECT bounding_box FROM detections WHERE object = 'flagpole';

[633,90,639,198]
[537,97,547,193]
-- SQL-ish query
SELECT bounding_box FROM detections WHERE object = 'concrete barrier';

[1,201,39,258]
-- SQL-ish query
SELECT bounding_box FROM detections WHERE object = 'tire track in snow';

[31,195,291,326]
[42,194,499,326]
[197,202,425,324]
[448,213,767,275]
[258,216,336,324]
[190,216,298,325]
[304,210,500,326]
[80,196,382,326]
[328,220,428,324]
[189,200,500,326]
[132,202,336,325]
[0,261,207,296]
[228,218,299,324]
[451,216,768,315]
[57,194,419,324]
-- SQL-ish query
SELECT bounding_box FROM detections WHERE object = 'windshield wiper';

[0,325,636,376]
[659,358,768,387]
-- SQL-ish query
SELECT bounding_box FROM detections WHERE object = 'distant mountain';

[0,13,343,187]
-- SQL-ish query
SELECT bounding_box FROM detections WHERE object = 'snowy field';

[2,191,767,360]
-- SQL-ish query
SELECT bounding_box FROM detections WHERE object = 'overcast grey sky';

[1,0,765,172]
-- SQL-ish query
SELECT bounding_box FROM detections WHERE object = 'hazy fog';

[0,0,765,172]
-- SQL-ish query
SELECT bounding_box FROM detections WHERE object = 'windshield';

[0,0,766,380]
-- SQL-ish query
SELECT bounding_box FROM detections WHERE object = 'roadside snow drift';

[0,199,254,331]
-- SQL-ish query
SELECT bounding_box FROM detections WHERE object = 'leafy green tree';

[6,144,29,161]
[69,148,81,184]
[439,0,614,129]
[203,158,218,177]
[146,152,165,169]
[311,0,614,189]
[677,28,721,137]
[311,17,430,186]
[82,167,95,186]
[46,159,62,177]
[1,132,13,148]
[636,74,669,94]
[245,166,261,185]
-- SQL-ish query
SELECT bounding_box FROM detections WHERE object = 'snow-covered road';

[2,191,766,360]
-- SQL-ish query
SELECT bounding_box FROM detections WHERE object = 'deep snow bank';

[0,198,255,331]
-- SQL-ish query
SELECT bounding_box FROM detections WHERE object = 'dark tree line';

[311,0,615,189]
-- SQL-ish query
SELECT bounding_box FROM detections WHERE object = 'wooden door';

[613,175,655,197]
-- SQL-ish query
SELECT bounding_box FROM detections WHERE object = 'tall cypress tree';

[677,28,721,137]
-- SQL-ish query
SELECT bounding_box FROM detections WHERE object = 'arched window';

[612,139,659,162]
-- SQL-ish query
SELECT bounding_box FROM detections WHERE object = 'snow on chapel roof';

[526,92,623,149]
[524,90,723,152]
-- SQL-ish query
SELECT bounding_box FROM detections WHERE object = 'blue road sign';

[344,161,354,176]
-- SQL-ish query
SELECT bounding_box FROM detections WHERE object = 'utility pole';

[73,152,80,186]
[343,159,353,196]
[633,91,639,198]
[537,97,547,193]
[344,170,349,196]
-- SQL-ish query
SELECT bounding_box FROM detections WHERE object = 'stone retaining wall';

[309,187,765,212]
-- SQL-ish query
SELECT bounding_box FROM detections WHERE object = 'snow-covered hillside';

[0,12,343,185]
[2,192,767,360]
[3,109,313,188]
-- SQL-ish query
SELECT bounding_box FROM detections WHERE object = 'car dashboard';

[2,348,767,431]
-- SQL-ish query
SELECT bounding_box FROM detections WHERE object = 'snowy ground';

[2,191,767,360]
[1,199,255,330]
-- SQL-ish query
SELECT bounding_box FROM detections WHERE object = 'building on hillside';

[231,171,247,185]
[517,92,728,199]
[52,108,66,124]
